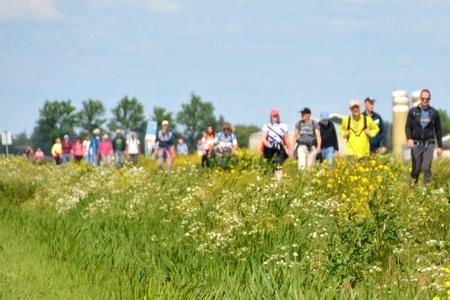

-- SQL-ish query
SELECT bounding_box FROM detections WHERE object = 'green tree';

[177,93,216,150]
[31,100,78,153]
[234,124,260,149]
[77,99,106,134]
[150,107,175,129]
[438,109,450,136]
[108,96,147,139]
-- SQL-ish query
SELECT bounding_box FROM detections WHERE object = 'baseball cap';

[349,100,361,108]
[270,108,280,116]
[299,107,311,114]
[320,111,330,120]
[364,97,376,104]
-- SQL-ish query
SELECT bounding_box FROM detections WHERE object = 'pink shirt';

[73,142,84,157]
[99,140,113,156]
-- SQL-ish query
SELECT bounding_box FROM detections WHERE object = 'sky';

[1,0,450,135]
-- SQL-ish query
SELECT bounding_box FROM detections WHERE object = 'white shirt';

[262,122,288,148]
[83,140,91,156]
[127,138,140,155]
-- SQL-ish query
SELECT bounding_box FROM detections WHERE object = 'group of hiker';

[26,88,443,184]
[49,128,142,167]
[260,89,443,184]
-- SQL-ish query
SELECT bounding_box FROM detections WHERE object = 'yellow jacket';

[51,143,62,157]
[340,115,379,158]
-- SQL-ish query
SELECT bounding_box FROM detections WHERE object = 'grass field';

[0,153,449,299]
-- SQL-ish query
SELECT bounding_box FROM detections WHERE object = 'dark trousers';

[411,142,435,184]
[264,146,288,169]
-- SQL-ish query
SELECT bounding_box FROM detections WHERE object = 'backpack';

[346,115,367,141]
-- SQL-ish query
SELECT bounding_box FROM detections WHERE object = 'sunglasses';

[420,97,430,101]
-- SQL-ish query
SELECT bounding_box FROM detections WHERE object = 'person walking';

[405,89,443,185]
[113,129,126,168]
[293,108,321,171]
[363,97,387,153]
[318,112,339,166]
[340,100,379,159]
[99,134,113,165]
[261,109,291,179]
[155,120,175,170]
[90,128,102,166]
[127,131,141,166]
[83,133,93,165]
[216,123,238,155]
[201,126,218,167]
[51,138,62,165]
[61,135,73,164]
[73,137,84,163]
[176,138,189,156]
[34,148,44,164]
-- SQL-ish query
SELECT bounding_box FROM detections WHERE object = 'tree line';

[7,93,260,155]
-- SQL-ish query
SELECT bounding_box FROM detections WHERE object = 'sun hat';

[349,100,361,108]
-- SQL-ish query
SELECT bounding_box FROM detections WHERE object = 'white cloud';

[0,0,63,21]
[90,0,181,14]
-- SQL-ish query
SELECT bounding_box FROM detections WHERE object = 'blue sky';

[1,0,449,135]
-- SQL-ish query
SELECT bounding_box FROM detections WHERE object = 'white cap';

[162,120,169,126]
[349,99,360,108]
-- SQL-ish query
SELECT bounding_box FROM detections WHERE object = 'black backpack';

[346,115,367,141]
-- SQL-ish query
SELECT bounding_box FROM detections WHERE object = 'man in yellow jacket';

[340,100,379,159]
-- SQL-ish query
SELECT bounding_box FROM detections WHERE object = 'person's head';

[130,131,137,139]
[320,111,330,124]
[178,138,184,144]
[223,123,233,135]
[103,134,109,140]
[364,97,376,113]
[93,128,101,136]
[162,120,169,131]
[300,107,312,122]
[85,132,91,140]
[115,129,122,137]
[349,100,361,118]
[270,108,280,123]
[37,148,42,152]
[76,136,82,143]
[64,134,69,141]
[420,89,431,108]
[55,137,61,144]
[206,126,215,136]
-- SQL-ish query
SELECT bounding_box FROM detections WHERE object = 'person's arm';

[405,109,414,148]
[232,135,238,152]
[365,117,379,138]
[434,111,443,156]
[331,124,339,151]
[283,131,291,155]
[340,118,349,138]
[260,130,269,155]
[292,127,299,150]
[377,115,386,147]
[315,122,321,152]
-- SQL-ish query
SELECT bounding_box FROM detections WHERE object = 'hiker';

[51,138,62,165]
[197,137,205,156]
[34,148,44,164]
[113,129,126,167]
[363,97,387,153]
[72,137,84,163]
[24,146,34,162]
[405,89,443,185]
[176,138,189,156]
[90,128,102,166]
[99,134,113,165]
[340,100,379,159]
[215,123,238,156]
[261,109,291,179]
[201,126,218,167]
[155,120,175,170]
[83,133,92,165]
[127,131,141,166]
[61,135,73,164]
[293,108,322,171]
[318,112,339,166]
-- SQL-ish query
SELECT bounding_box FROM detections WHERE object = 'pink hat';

[270,108,280,116]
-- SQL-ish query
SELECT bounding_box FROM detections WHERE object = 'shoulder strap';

[347,116,351,130]
[363,115,367,130]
